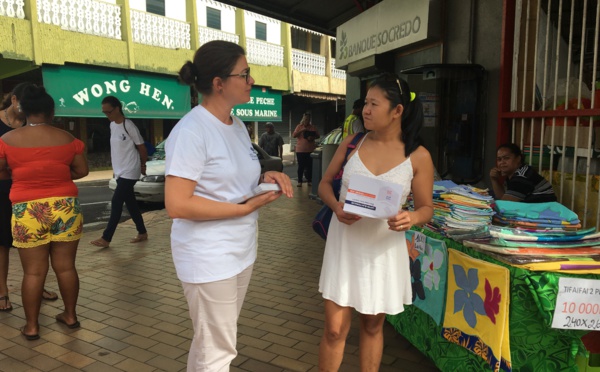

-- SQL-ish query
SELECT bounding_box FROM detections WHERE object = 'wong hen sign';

[336,0,429,68]
[42,65,190,119]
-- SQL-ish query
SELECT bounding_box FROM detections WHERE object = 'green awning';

[42,64,190,119]
[232,87,282,122]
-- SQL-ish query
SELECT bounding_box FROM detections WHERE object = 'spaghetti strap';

[355,132,368,151]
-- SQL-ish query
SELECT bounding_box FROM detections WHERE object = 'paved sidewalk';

[0,176,439,371]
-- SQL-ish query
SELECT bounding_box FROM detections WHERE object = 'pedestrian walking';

[258,122,284,158]
[0,85,89,339]
[90,96,148,248]
[164,40,293,371]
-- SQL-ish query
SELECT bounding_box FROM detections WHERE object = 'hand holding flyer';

[231,183,281,204]
[343,174,403,218]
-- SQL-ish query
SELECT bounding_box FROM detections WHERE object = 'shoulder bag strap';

[342,132,365,167]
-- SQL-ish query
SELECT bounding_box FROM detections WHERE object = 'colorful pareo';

[11,196,83,248]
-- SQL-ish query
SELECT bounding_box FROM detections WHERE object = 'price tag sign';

[552,277,600,330]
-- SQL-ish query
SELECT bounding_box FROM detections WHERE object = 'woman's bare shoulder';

[411,145,432,161]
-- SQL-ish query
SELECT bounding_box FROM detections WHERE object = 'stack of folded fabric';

[492,200,582,230]
[462,201,600,273]
[423,181,494,237]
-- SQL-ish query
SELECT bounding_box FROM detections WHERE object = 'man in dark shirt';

[258,122,284,158]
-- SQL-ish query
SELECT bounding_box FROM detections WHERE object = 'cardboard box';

[543,125,600,149]
[514,119,543,146]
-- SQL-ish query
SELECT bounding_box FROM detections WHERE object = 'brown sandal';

[90,238,110,248]
[130,233,148,243]
[42,289,58,301]
[0,295,12,312]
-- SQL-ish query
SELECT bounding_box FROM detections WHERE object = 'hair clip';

[395,78,403,97]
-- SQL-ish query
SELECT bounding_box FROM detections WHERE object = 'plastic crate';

[577,353,600,371]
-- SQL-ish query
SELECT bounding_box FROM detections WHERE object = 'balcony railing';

[131,9,190,49]
[292,49,325,76]
[331,59,346,80]
[0,0,25,18]
[2,1,344,84]
[246,38,284,67]
[37,0,121,40]
[198,25,239,45]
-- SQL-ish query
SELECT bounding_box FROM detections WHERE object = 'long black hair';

[179,40,246,96]
[368,73,424,157]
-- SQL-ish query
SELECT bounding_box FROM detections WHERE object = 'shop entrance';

[402,64,486,185]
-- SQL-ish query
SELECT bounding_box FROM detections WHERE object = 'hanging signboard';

[551,277,600,331]
[232,86,282,122]
[42,64,190,119]
[336,0,429,68]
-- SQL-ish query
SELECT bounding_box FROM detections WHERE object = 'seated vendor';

[490,143,557,203]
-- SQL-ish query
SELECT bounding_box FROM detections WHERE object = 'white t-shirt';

[165,105,261,284]
[110,119,144,180]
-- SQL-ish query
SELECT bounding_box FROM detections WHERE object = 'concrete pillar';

[186,0,200,51]
[115,0,135,69]
[235,8,247,51]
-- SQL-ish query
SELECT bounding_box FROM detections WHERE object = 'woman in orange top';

[292,112,319,187]
[0,85,89,340]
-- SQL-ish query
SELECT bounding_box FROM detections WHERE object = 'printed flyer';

[343,174,403,218]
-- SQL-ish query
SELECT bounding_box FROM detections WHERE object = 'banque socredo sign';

[42,65,190,119]
[336,0,429,68]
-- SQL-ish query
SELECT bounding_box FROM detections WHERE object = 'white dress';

[318,135,414,315]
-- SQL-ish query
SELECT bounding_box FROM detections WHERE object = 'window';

[311,35,321,55]
[255,21,267,41]
[146,0,165,16]
[330,39,336,59]
[207,7,221,30]
[291,28,307,50]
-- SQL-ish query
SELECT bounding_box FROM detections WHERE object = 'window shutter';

[255,21,267,41]
[207,7,221,30]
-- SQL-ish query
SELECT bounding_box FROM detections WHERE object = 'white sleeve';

[165,126,206,183]
[127,119,145,145]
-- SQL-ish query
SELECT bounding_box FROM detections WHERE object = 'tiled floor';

[0,184,440,371]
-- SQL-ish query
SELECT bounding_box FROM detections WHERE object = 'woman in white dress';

[317,74,434,371]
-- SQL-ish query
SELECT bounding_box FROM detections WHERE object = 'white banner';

[551,277,600,331]
[336,0,429,68]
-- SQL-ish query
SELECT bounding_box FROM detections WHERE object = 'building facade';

[0,0,347,166]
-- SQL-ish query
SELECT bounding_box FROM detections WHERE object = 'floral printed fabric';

[11,196,83,248]
[442,249,511,372]
[388,228,590,372]
[406,230,447,325]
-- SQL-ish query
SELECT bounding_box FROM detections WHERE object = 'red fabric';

[0,139,84,203]
[582,332,600,354]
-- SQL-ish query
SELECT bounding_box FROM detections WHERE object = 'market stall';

[389,184,600,372]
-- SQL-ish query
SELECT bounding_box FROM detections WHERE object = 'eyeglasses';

[102,108,115,116]
[228,70,251,84]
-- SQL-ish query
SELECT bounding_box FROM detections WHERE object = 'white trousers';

[182,265,253,372]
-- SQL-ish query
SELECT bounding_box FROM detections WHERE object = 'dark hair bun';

[179,61,197,86]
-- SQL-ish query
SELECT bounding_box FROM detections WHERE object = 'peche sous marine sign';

[340,16,422,60]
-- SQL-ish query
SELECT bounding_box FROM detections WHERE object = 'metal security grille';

[500,0,600,228]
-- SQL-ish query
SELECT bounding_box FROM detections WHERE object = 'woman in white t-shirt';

[165,40,293,371]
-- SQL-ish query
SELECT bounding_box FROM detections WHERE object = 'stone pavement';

[0,180,440,371]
